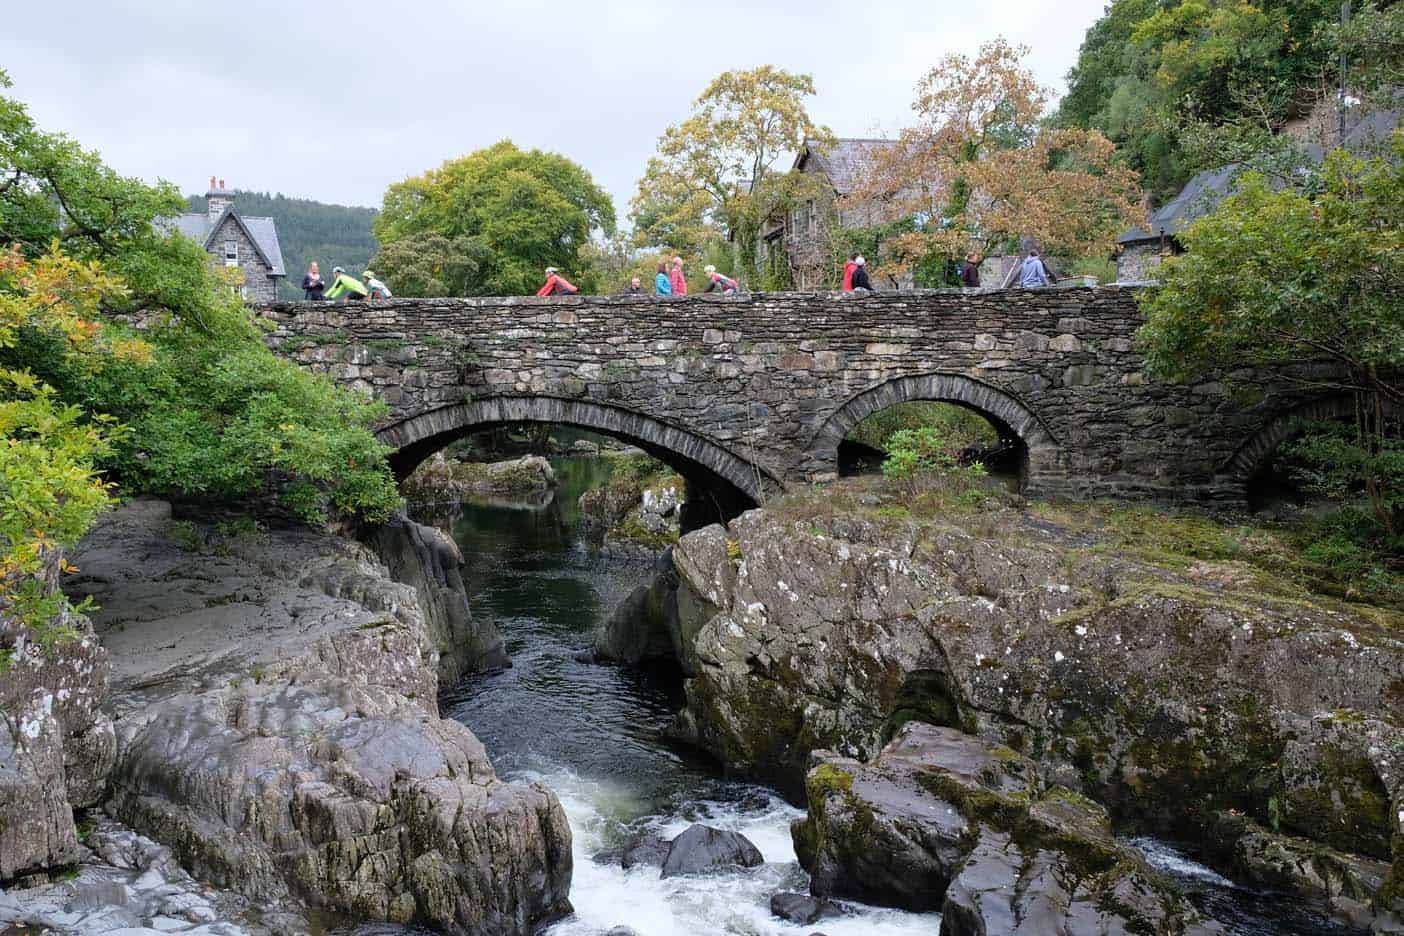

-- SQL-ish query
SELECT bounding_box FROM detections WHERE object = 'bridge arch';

[1218,394,1398,488]
[379,396,780,513]
[806,373,1061,489]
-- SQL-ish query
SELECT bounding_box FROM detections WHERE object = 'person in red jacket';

[536,267,578,297]
[669,256,688,296]
[702,265,739,293]
[842,253,858,291]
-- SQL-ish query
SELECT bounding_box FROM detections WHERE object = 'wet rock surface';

[403,453,557,507]
[0,818,302,935]
[0,548,115,881]
[769,891,837,924]
[363,513,508,680]
[796,723,1222,933]
[659,823,764,878]
[30,498,575,934]
[663,508,1403,930]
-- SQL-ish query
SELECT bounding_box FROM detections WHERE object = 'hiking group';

[301,262,392,303]
[296,249,1057,303]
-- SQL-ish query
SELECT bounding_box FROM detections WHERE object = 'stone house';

[172,178,285,302]
[758,138,895,288]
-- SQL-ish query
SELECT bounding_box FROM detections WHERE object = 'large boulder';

[1,543,115,882]
[404,453,557,506]
[795,723,1220,933]
[659,824,763,878]
[667,508,1403,925]
[591,549,681,665]
[62,500,574,934]
[108,676,572,931]
[364,514,508,681]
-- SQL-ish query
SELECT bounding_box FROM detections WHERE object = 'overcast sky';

[3,0,1107,220]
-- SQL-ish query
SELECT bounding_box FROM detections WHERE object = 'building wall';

[208,215,278,303]
[1115,242,1170,283]
[260,289,1329,506]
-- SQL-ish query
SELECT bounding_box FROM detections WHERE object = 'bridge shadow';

[379,397,778,530]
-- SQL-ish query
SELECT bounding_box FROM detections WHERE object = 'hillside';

[184,190,378,299]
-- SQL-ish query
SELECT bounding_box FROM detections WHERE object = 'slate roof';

[169,207,286,277]
[1119,105,1398,246]
[795,138,895,195]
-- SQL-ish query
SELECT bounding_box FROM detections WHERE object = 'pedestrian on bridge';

[626,276,645,295]
[1019,250,1051,288]
[842,253,858,291]
[536,267,579,297]
[669,256,688,296]
[325,266,368,304]
[703,265,739,293]
[301,261,326,300]
[851,256,872,292]
[961,252,981,287]
[655,261,673,296]
[363,270,392,300]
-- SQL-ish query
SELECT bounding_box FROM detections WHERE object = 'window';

[239,285,248,300]
[806,200,817,236]
[224,241,238,266]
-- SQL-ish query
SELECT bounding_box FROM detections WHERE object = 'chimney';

[207,175,233,224]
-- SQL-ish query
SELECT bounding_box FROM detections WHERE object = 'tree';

[1056,0,1346,201]
[373,141,614,296]
[371,233,492,298]
[848,39,1144,282]
[0,70,400,535]
[0,246,134,654]
[630,67,833,269]
[1138,134,1403,534]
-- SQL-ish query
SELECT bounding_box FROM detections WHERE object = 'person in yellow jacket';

[325,266,368,304]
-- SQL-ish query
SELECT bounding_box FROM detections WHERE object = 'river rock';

[404,453,557,506]
[666,508,1403,925]
[1,540,115,882]
[940,829,1223,936]
[769,891,836,924]
[592,832,671,869]
[0,816,293,934]
[795,723,1219,932]
[659,823,763,878]
[363,514,508,680]
[62,500,573,934]
[592,549,680,664]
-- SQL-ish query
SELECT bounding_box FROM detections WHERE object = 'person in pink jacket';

[669,256,688,296]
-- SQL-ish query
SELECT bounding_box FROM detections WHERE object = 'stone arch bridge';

[260,289,1336,512]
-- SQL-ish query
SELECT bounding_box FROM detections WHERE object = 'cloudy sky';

[3,0,1107,219]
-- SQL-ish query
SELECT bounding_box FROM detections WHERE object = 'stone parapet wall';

[259,288,1326,505]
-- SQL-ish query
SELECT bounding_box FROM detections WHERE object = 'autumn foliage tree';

[847,39,1144,282]
[630,66,834,269]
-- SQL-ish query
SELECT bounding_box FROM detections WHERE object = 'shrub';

[882,427,990,498]
[848,401,1000,453]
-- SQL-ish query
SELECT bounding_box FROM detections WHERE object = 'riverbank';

[1,498,570,934]
[599,476,1402,932]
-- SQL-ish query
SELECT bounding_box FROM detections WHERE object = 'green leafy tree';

[630,66,834,272]
[370,233,492,298]
[0,246,133,655]
[373,140,614,295]
[0,70,401,534]
[1057,0,1345,201]
[1138,134,1403,534]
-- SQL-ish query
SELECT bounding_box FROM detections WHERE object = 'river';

[423,454,1359,936]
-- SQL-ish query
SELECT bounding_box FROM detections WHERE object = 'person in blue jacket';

[654,261,673,295]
